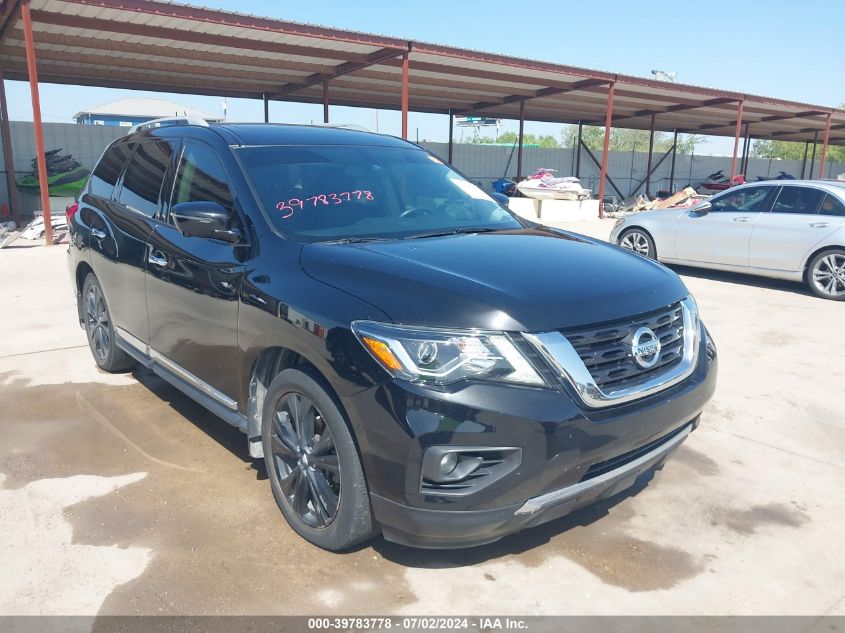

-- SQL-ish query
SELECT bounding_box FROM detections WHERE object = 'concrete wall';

[0,121,125,217]
[1,122,842,220]
[420,142,845,199]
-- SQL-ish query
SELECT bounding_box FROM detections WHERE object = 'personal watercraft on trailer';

[16,149,90,197]
[515,168,591,200]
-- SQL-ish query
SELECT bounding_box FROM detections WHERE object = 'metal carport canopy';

[0,0,842,143]
[0,0,843,242]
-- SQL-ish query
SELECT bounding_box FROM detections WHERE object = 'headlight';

[352,321,546,387]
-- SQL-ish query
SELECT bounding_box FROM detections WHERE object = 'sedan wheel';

[619,229,656,259]
[808,250,845,300]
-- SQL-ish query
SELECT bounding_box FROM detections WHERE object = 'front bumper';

[372,421,691,548]
[346,330,717,549]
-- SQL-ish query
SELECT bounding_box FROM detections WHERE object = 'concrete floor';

[1,225,843,616]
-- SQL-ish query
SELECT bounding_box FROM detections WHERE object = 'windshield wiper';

[324,236,392,244]
[403,227,500,240]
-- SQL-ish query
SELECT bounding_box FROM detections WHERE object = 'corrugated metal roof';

[0,0,841,145]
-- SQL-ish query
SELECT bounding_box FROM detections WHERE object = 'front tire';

[619,228,657,260]
[82,273,135,372]
[261,369,376,551]
[807,249,845,300]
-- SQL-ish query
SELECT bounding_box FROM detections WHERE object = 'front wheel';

[619,228,657,260]
[807,249,845,300]
[261,369,377,551]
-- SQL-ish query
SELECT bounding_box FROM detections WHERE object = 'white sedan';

[610,180,845,300]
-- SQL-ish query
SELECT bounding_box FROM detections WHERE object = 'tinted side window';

[819,193,845,217]
[710,186,772,213]
[771,186,824,215]
[89,142,133,199]
[117,141,174,217]
[171,143,233,212]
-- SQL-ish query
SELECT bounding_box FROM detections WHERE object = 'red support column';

[322,80,329,124]
[447,109,453,164]
[729,99,745,181]
[645,113,655,197]
[400,51,409,139]
[516,98,525,180]
[0,68,19,225]
[817,112,832,179]
[597,82,615,220]
[21,0,52,245]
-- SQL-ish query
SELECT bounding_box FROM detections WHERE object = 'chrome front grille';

[562,302,684,391]
[523,297,699,408]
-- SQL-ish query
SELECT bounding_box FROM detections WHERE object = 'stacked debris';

[607,187,708,218]
[15,149,90,197]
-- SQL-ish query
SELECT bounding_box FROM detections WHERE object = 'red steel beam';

[269,46,407,99]
[21,0,51,245]
[517,98,525,180]
[613,97,739,122]
[401,51,409,139]
[817,113,832,178]
[0,0,21,45]
[0,66,19,224]
[455,78,609,115]
[729,100,745,180]
[597,82,615,219]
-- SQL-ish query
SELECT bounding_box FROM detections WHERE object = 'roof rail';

[312,122,372,133]
[129,116,211,134]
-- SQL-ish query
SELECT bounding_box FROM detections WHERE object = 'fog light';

[439,452,458,475]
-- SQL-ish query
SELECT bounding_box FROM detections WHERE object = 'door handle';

[148,250,168,267]
[810,222,830,228]
[732,216,751,223]
[90,228,106,239]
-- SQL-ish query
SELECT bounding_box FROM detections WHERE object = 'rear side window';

[771,186,824,215]
[171,143,233,212]
[116,141,175,217]
[819,193,845,217]
[89,142,132,199]
[710,186,772,213]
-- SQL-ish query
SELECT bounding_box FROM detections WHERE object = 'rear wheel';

[82,273,135,372]
[807,249,845,300]
[619,228,657,260]
[262,369,376,551]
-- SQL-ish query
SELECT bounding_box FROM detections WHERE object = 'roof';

[73,96,222,121]
[0,0,842,146]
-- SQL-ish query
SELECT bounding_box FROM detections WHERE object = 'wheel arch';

[246,346,357,460]
[74,261,96,324]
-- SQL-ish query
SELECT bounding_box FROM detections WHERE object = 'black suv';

[67,121,717,550]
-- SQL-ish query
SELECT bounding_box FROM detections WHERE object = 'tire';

[806,248,845,301]
[261,368,376,551]
[81,273,135,372]
[618,228,657,260]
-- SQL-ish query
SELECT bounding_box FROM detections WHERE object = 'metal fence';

[420,142,845,200]
[1,122,842,218]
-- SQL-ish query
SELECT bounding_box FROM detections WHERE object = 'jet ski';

[16,149,90,197]
[515,168,591,200]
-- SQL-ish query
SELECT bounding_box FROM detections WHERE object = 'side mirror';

[691,201,711,216]
[171,201,240,243]
[489,192,510,208]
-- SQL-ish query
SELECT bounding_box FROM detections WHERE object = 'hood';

[300,227,689,332]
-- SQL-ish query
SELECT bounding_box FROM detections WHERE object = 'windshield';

[235,145,522,242]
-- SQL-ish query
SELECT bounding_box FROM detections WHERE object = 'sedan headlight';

[352,321,546,387]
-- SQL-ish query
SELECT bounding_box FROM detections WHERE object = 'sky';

[4,0,844,156]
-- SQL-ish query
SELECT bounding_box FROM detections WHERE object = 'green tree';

[751,139,845,164]
[560,125,703,154]
[473,131,559,148]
